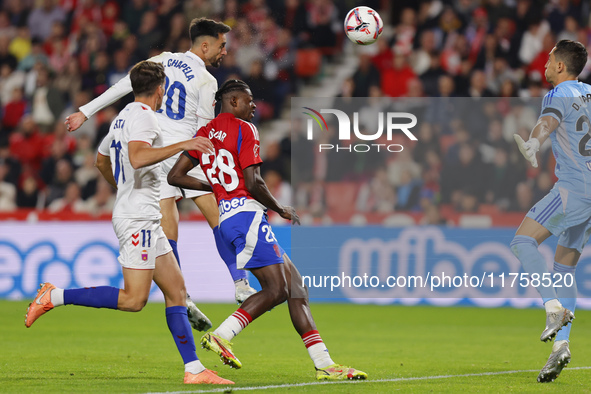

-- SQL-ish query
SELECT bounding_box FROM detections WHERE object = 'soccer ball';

[344,6,383,45]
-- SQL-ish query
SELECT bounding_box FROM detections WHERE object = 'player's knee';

[176,285,187,306]
[292,283,309,299]
[510,235,538,258]
[123,296,149,312]
[127,301,147,312]
[161,282,187,306]
[270,284,289,305]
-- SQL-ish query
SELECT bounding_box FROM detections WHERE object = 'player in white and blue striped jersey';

[511,40,591,383]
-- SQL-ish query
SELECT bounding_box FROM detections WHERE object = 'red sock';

[214,308,253,341]
[302,329,323,347]
[232,308,253,329]
[301,330,334,368]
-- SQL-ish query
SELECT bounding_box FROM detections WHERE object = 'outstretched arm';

[167,153,213,191]
[128,137,213,169]
[65,75,133,132]
[243,165,300,225]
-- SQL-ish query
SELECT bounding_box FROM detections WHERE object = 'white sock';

[214,315,245,341]
[553,339,568,352]
[544,298,563,313]
[307,343,334,369]
[51,288,64,307]
[185,359,206,374]
[234,278,249,287]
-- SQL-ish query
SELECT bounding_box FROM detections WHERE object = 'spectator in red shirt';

[9,115,46,172]
[382,54,416,97]
[2,87,27,132]
[526,31,555,85]
[101,1,120,37]
[42,21,68,57]
[43,121,77,159]
[371,39,394,73]
[243,0,268,28]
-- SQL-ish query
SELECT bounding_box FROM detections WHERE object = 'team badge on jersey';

[142,250,148,261]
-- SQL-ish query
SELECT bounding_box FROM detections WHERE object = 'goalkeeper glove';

[514,134,540,168]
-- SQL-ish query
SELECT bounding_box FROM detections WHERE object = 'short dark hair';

[189,18,231,44]
[554,40,588,77]
[129,61,166,97]
[215,79,250,101]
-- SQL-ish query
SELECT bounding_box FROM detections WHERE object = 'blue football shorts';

[218,210,285,270]
[527,185,591,252]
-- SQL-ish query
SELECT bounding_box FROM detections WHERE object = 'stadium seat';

[325,182,359,215]
[295,48,322,78]
[477,204,499,215]
[350,213,367,226]
[458,214,492,228]
[383,213,416,227]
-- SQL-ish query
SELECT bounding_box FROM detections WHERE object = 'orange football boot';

[25,282,56,328]
[183,369,235,384]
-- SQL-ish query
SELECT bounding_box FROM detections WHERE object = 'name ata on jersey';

[113,119,125,129]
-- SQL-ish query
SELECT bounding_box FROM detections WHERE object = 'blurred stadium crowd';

[0,0,587,225]
[292,0,589,225]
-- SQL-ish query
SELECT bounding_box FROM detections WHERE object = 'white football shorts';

[113,218,172,269]
[159,153,212,200]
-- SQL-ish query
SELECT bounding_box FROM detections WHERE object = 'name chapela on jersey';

[164,59,194,81]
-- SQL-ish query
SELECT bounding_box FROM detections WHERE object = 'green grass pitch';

[2,301,591,393]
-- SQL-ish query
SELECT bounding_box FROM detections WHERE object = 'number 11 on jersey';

[110,140,125,184]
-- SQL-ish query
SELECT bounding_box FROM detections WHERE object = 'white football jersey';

[80,51,217,146]
[150,51,217,145]
[98,102,163,220]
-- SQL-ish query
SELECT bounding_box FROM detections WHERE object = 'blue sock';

[64,286,119,309]
[510,235,557,303]
[554,261,577,342]
[166,306,198,364]
[213,226,246,282]
[169,239,181,269]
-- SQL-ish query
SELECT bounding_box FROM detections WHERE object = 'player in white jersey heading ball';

[65,18,257,330]
[25,61,233,385]
[512,40,591,383]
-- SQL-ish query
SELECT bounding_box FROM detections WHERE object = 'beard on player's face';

[209,53,223,68]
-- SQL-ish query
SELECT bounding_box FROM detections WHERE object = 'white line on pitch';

[146,366,591,394]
